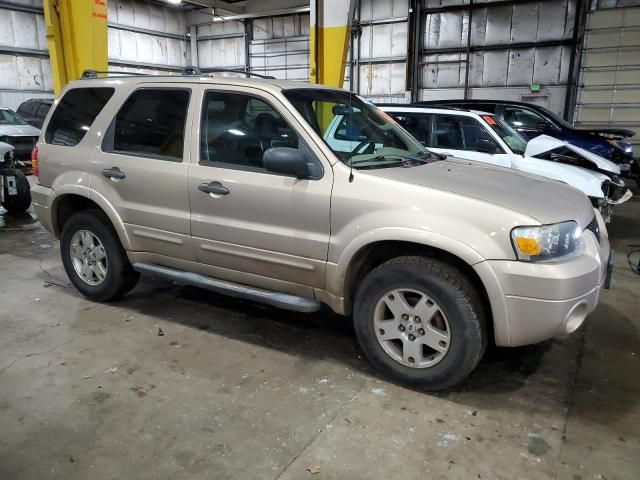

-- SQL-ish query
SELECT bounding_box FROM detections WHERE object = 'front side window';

[45,88,114,146]
[200,91,299,169]
[284,89,427,170]
[502,107,547,130]
[104,89,190,161]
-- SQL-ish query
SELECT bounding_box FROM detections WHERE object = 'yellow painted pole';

[43,0,109,95]
[310,0,356,88]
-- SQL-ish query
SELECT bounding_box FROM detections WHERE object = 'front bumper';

[474,213,611,347]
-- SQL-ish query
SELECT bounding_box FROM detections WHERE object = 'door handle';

[198,181,229,195]
[102,167,126,179]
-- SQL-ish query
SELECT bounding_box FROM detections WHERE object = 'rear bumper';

[474,213,611,347]
[30,184,54,234]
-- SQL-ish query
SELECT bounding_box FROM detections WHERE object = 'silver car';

[0,107,40,162]
[30,74,612,389]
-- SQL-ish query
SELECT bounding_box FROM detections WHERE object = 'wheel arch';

[51,188,132,250]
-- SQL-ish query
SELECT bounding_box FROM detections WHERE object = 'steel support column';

[310,0,356,87]
[43,0,109,95]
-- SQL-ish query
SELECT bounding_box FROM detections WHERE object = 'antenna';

[348,92,354,183]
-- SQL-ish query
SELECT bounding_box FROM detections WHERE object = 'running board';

[132,263,321,313]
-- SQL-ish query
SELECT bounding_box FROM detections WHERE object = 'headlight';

[511,221,584,262]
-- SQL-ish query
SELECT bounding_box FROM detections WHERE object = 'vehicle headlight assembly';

[511,221,584,262]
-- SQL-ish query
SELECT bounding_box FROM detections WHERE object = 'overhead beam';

[310,0,356,87]
[187,0,244,14]
[43,0,108,95]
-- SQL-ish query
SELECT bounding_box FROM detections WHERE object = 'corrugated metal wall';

[108,0,190,72]
[195,13,310,81]
[419,0,577,116]
[0,1,52,110]
[0,0,191,109]
[575,2,640,150]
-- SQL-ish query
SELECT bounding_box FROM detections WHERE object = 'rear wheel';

[353,256,487,390]
[60,210,139,301]
[1,169,31,214]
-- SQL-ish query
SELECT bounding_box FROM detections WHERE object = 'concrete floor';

[0,192,639,480]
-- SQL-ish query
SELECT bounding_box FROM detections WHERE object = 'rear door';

[91,84,195,260]
[187,86,332,291]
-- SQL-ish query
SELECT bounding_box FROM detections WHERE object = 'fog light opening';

[565,302,588,334]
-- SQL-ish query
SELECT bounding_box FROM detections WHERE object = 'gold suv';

[30,73,612,389]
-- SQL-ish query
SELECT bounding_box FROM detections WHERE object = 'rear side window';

[103,89,190,161]
[389,113,433,146]
[45,88,114,146]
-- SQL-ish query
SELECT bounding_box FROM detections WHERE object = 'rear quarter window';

[45,87,114,146]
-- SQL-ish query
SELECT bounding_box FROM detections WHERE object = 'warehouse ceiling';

[180,0,309,14]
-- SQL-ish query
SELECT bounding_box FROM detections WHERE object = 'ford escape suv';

[31,73,612,390]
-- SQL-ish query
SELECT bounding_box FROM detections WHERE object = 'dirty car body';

[30,75,612,389]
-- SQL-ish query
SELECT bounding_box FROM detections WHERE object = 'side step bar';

[132,263,321,313]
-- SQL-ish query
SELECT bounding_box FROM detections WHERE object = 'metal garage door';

[575,5,640,152]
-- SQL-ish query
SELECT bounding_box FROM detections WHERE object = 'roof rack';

[81,70,149,78]
[81,67,276,80]
[199,68,276,79]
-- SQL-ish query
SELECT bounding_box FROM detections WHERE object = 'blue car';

[415,99,635,173]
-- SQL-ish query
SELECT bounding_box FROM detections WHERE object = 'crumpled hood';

[0,124,41,136]
[367,157,595,226]
[525,135,620,175]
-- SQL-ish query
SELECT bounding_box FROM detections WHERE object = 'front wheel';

[353,256,487,390]
[1,169,31,214]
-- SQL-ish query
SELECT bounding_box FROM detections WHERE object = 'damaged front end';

[525,135,632,222]
[596,177,633,223]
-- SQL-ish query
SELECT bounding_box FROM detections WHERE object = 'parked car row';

[29,74,616,390]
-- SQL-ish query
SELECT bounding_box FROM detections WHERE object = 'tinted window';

[37,103,51,118]
[200,91,299,170]
[45,88,114,146]
[17,103,34,116]
[502,107,546,129]
[105,89,190,161]
[389,113,432,145]
[433,115,500,151]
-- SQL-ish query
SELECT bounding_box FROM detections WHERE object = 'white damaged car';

[325,104,631,222]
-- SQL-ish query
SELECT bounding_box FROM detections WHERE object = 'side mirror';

[537,121,552,132]
[263,147,308,178]
[476,138,497,154]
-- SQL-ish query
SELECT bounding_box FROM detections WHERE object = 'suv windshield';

[480,114,527,155]
[283,89,428,169]
[0,109,28,126]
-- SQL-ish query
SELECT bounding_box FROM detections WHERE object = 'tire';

[2,169,31,214]
[60,209,139,301]
[353,256,487,390]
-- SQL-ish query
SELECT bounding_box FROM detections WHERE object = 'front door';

[187,87,332,291]
[91,85,195,260]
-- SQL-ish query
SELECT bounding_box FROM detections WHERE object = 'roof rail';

[80,67,276,80]
[81,70,149,78]
[200,68,276,79]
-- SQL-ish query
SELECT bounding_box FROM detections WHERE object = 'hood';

[0,141,13,156]
[525,135,620,175]
[0,124,41,136]
[575,127,635,139]
[366,158,594,226]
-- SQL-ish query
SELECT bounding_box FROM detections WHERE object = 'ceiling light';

[167,0,182,5]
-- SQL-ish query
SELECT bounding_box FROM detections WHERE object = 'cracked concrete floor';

[0,193,639,480]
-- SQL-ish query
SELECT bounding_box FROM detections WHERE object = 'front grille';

[585,216,600,244]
